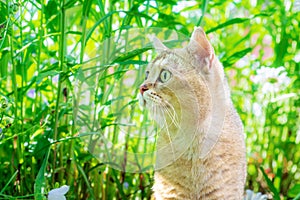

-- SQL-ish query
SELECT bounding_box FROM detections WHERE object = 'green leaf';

[288,184,300,198]
[222,48,252,67]
[85,11,123,44]
[207,18,250,33]
[259,167,281,200]
[33,135,51,160]
[104,96,125,106]
[0,170,18,194]
[99,69,128,81]
[82,0,93,18]
[34,147,50,200]
[293,193,300,200]
[111,47,152,63]
[197,0,209,26]
[116,60,148,66]
[76,162,96,199]
[36,70,60,84]
[64,0,79,9]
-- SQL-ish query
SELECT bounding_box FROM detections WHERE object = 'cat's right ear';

[188,27,215,73]
[152,36,169,53]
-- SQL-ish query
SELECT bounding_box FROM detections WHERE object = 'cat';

[138,27,246,199]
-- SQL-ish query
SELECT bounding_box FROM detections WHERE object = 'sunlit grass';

[0,0,299,199]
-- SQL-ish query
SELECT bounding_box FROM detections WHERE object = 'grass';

[0,0,299,199]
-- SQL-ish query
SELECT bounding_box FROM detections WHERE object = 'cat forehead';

[148,51,186,70]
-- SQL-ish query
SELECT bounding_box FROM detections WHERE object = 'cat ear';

[188,27,215,71]
[152,36,169,53]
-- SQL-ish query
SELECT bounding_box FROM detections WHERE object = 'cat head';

[138,27,226,128]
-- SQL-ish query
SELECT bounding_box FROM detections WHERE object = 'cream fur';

[139,27,246,199]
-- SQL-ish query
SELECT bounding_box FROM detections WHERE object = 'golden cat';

[139,27,246,199]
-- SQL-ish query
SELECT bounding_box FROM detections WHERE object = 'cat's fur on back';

[139,27,246,199]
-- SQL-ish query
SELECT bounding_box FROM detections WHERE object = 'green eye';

[159,70,171,82]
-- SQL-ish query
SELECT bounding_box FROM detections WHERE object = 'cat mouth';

[138,91,163,107]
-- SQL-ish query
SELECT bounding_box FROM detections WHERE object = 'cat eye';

[159,70,171,83]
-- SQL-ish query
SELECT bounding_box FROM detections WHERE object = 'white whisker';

[163,101,180,129]
[159,102,176,161]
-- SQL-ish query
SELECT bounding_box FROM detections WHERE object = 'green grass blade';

[197,0,209,26]
[112,46,152,64]
[34,147,50,199]
[85,11,122,44]
[0,170,18,194]
[222,48,252,67]
[76,162,96,199]
[207,18,250,33]
[293,193,300,200]
[259,167,281,200]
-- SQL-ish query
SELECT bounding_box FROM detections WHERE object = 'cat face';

[138,52,184,127]
[138,27,222,128]
[139,52,187,108]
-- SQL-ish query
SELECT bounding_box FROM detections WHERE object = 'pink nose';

[140,84,149,95]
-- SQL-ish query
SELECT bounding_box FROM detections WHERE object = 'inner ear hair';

[152,36,169,53]
[188,27,216,72]
[190,27,214,57]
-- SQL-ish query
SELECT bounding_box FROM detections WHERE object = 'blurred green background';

[0,0,299,199]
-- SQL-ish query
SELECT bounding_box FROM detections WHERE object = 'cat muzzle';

[140,84,149,95]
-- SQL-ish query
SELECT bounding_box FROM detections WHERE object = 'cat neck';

[154,90,232,169]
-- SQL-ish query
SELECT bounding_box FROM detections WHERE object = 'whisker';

[162,105,179,129]
[163,101,180,129]
[160,103,176,161]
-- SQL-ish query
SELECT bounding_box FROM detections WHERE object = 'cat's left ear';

[152,36,169,53]
[188,27,215,71]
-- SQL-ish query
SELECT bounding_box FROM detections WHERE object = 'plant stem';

[35,0,44,117]
[53,0,66,185]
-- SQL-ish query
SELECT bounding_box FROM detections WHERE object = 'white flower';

[48,185,70,200]
[27,89,36,99]
[252,102,262,117]
[251,66,291,94]
[244,189,268,200]
[293,52,300,62]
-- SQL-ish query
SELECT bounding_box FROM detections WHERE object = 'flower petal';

[48,185,69,200]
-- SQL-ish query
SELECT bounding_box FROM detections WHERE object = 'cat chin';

[137,92,155,108]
